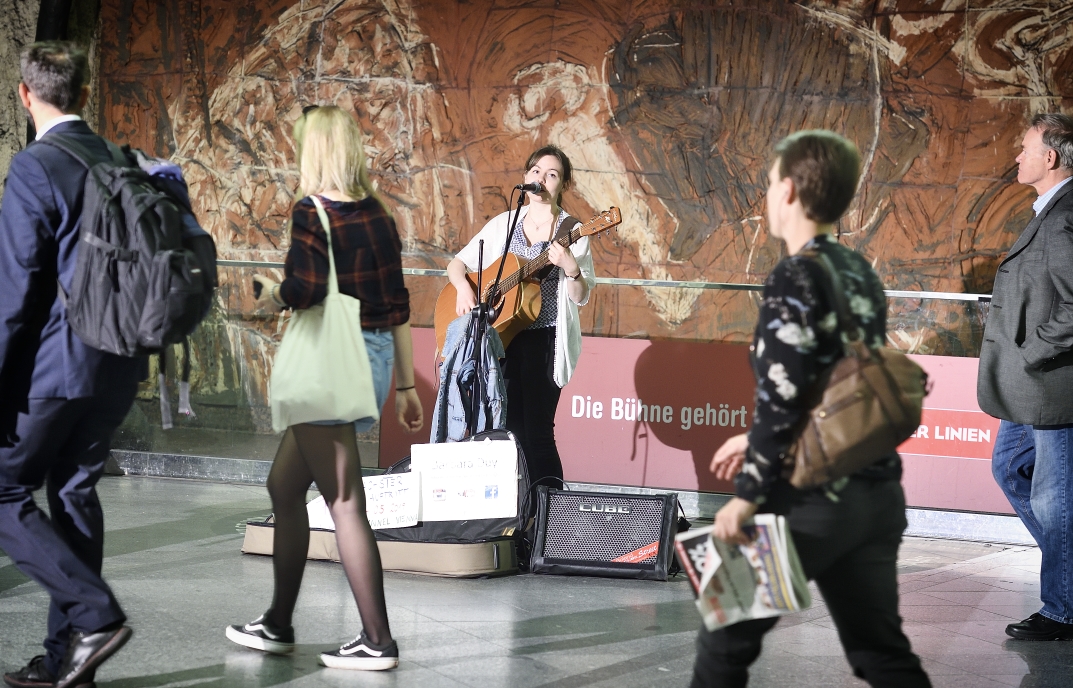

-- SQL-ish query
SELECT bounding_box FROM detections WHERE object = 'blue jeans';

[992,420,1073,623]
[306,329,394,433]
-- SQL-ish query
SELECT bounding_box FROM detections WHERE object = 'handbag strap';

[309,195,340,296]
[802,246,863,346]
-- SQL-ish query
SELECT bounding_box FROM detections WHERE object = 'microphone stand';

[466,189,527,438]
[488,189,528,321]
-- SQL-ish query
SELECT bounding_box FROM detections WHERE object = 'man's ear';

[17,82,32,109]
[783,176,798,205]
[1046,148,1062,171]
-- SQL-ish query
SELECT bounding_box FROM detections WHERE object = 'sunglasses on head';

[302,104,319,115]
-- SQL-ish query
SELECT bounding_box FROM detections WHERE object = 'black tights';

[263,424,391,646]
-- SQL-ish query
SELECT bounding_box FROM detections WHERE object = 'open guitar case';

[241,429,532,578]
[370,428,530,577]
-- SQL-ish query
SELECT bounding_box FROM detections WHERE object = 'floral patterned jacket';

[736,233,901,504]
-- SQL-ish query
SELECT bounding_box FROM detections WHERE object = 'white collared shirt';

[1033,175,1073,216]
[34,114,82,140]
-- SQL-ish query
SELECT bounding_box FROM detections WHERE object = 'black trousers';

[503,327,563,488]
[691,478,931,688]
[0,383,137,674]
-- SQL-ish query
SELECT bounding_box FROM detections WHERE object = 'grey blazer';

[978,180,1073,425]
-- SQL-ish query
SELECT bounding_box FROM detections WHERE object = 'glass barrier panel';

[111,265,990,460]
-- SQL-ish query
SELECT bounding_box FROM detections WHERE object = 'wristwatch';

[567,269,582,281]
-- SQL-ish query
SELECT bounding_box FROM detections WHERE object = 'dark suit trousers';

[691,478,931,688]
[0,383,136,673]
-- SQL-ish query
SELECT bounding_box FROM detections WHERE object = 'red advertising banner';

[897,355,1009,514]
[379,329,1012,515]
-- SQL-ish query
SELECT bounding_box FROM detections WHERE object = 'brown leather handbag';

[789,254,929,489]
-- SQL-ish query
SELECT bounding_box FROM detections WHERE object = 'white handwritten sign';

[410,440,518,522]
[304,472,419,531]
[363,472,420,530]
[410,440,518,474]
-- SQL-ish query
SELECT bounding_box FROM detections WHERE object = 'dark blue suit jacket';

[0,120,147,417]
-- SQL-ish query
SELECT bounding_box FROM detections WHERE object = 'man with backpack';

[0,42,148,688]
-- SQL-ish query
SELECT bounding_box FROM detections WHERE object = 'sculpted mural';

[97,0,1073,434]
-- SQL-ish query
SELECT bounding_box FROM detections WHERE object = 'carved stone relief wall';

[0,0,39,200]
[95,0,1073,432]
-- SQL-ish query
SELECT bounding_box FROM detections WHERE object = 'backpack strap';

[158,351,173,430]
[177,338,196,419]
[104,140,129,166]
[42,135,131,309]
[157,339,197,429]
[36,134,95,169]
[36,133,129,169]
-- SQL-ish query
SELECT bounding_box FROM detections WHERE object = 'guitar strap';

[530,214,582,281]
[552,214,581,243]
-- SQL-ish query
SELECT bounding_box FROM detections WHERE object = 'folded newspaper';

[675,514,811,631]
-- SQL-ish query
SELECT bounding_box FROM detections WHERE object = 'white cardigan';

[455,207,595,387]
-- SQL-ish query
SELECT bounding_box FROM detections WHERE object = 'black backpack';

[38,135,216,356]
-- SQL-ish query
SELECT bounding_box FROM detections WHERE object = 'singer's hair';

[292,105,389,214]
[524,145,572,203]
[774,130,860,224]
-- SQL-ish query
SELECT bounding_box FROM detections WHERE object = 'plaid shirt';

[279,195,410,329]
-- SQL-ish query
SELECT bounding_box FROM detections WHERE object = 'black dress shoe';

[54,626,132,688]
[2,655,54,688]
[1005,613,1073,640]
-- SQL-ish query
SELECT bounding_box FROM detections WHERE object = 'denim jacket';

[430,311,507,442]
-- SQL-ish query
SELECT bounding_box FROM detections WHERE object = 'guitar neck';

[491,226,580,296]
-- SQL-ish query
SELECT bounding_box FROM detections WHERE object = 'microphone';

[515,182,544,193]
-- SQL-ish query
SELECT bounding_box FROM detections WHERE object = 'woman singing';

[227,105,422,671]
[445,145,595,488]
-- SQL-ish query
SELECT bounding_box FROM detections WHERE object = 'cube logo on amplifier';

[578,503,631,514]
[530,487,679,581]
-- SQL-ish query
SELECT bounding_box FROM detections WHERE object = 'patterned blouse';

[508,210,568,330]
[736,233,901,504]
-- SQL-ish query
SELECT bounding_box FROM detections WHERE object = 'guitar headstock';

[578,207,622,237]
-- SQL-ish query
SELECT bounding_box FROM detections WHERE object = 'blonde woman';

[227,105,422,671]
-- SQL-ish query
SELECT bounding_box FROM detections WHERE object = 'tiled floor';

[1,476,1071,687]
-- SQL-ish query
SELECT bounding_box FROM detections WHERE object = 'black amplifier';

[529,487,678,581]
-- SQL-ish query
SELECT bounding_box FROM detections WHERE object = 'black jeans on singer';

[691,477,931,688]
[503,327,562,488]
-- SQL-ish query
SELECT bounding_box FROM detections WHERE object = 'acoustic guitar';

[434,207,622,356]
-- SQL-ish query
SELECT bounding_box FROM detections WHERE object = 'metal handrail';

[216,260,992,302]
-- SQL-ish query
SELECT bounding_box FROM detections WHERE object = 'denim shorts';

[306,329,394,433]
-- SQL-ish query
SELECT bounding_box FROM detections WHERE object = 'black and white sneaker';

[318,632,398,671]
[225,614,295,654]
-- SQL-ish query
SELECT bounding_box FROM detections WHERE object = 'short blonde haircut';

[292,105,388,213]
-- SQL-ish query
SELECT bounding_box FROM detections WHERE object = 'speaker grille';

[543,492,666,563]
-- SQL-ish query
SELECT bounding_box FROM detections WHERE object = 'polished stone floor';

[1,476,1071,687]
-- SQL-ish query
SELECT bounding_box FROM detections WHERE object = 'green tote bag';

[270,196,379,432]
